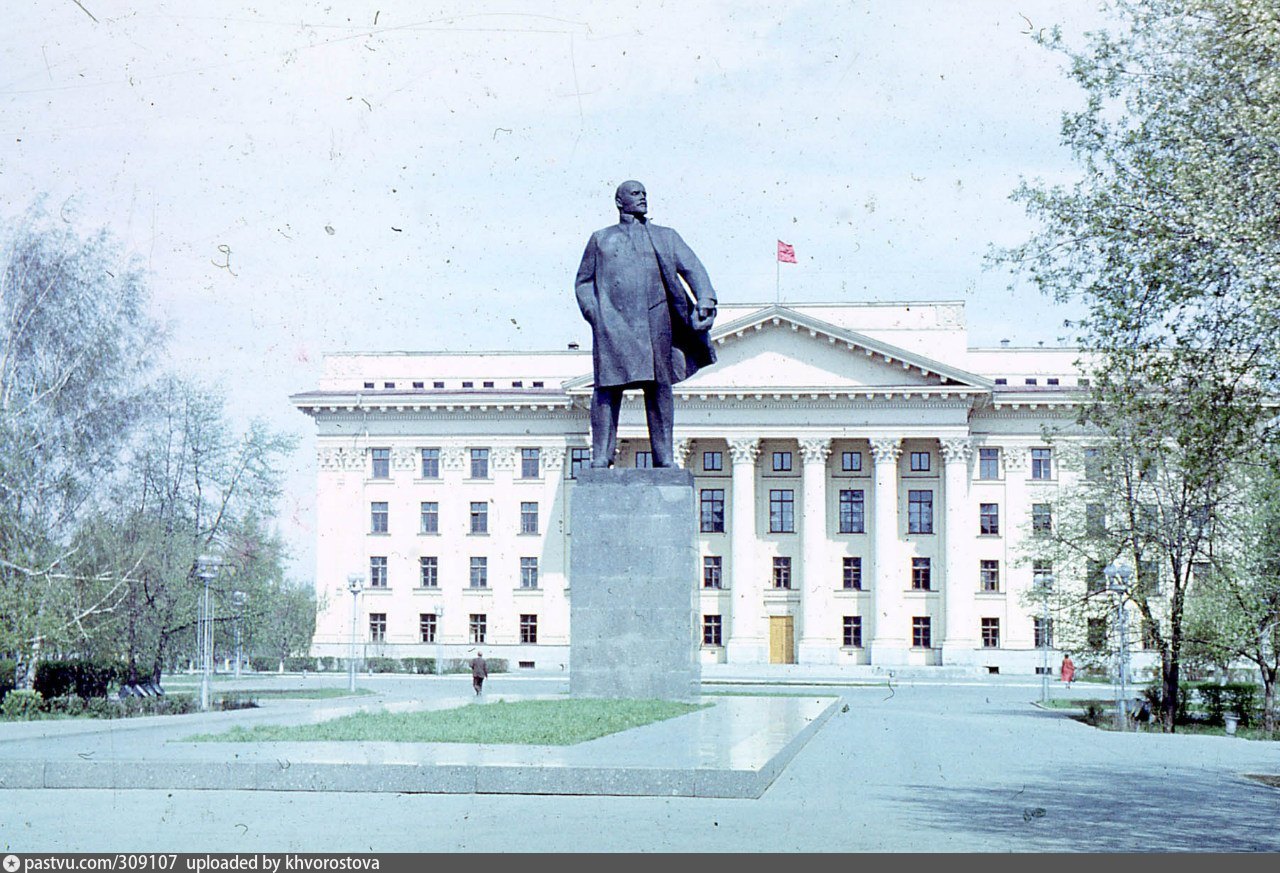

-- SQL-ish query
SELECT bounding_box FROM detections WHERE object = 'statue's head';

[615,180,647,217]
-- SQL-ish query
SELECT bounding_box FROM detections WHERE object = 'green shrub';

[33,661,76,699]
[1,689,44,720]
[284,657,315,672]
[1195,684,1227,726]
[0,658,17,699]
[401,658,437,674]
[32,658,120,699]
[366,657,402,673]
[443,657,508,674]
[1082,703,1105,726]
[1224,683,1258,727]
[215,693,258,711]
[46,695,87,716]
[317,657,341,672]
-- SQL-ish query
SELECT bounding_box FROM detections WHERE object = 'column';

[940,437,977,663]
[869,437,907,665]
[726,438,766,663]
[798,437,834,663]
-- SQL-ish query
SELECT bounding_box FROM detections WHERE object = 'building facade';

[292,301,1098,673]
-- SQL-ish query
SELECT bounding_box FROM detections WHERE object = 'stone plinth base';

[569,467,700,700]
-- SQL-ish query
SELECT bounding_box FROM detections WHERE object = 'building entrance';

[769,615,795,664]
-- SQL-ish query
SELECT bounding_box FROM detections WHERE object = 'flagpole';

[775,256,780,304]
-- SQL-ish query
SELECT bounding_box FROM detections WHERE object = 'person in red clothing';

[1060,653,1076,688]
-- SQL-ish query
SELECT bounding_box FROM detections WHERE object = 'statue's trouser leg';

[643,381,675,466]
[590,385,623,466]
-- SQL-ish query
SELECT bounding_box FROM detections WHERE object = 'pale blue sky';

[2,1,1109,578]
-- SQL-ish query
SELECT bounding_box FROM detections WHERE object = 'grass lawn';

[187,698,708,745]
[219,687,375,700]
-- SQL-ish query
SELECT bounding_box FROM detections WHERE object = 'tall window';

[1084,447,1103,482]
[1034,617,1054,649]
[1087,617,1107,650]
[371,448,390,479]
[419,613,436,643]
[911,557,932,590]
[1141,619,1158,650]
[843,616,863,648]
[635,451,653,469]
[910,451,930,472]
[420,501,439,534]
[569,447,591,478]
[520,448,541,479]
[703,451,723,472]
[769,490,795,533]
[469,613,487,644]
[981,617,1000,648]
[703,556,723,589]
[1034,560,1057,589]
[470,448,490,479]
[703,614,723,646]
[469,556,488,589]
[1086,503,1106,536]
[1031,447,1053,480]
[912,616,932,648]
[520,501,539,534]
[1031,503,1053,535]
[842,556,863,590]
[979,503,999,535]
[839,490,865,534]
[520,557,539,589]
[370,501,389,533]
[772,556,792,589]
[979,559,1000,592]
[419,556,438,588]
[420,448,440,478]
[700,489,725,533]
[520,614,538,644]
[772,451,793,472]
[470,502,488,534]
[369,613,386,642]
[369,556,387,588]
[978,447,1000,480]
[841,451,863,472]
[908,490,934,534]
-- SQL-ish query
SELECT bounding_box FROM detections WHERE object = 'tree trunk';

[1264,669,1277,735]
[1162,655,1180,732]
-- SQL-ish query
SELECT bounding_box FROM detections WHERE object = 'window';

[910,451,931,472]
[1025,378,1038,386]
[838,490,865,534]
[772,557,792,589]
[371,448,390,479]
[1086,503,1106,536]
[369,557,387,588]
[841,451,862,473]
[433,381,445,389]
[980,559,1000,592]
[462,381,474,389]
[570,448,591,478]
[772,451,793,472]
[470,448,489,479]
[912,616,932,648]
[979,503,999,535]
[911,557,932,590]
[421,448,440,479]
[1032,503,1053,536]
[1083,447,1103,482]
[482,381,494,388]
[420,501,439,534]
[370,501,389,534]
[369,613,386,642]
[842,556,863,590]
[363,381,374,389]
[470,502,488,534]
[1141,619,1158,651]
[1034,617,1054,649]
[703,556,723,589]
[700,489,725,533]
[469,556,488,589]
[703,451,723,472]
[908,490,934,534]
[521,448,541,479]
[412,381,424,389]
[511,381,523,388]
[769,490,795,533]
[1137,560,1160,597]
[532,381,544,388]
[994,378,1007,386]
[419,556,438,588]
[520,501,539,534]
[981,617,1000,648]
[520,557,539,589]
[520,614,538,644]
[1034,560,1055,588]
[1031,447,1053,480]
[843,616,863,648]
[469,613,487,644]
[419,613,436,643]
[635,451,653,469]
[703,614,723,646]
[1087,617,1107,650]
[1047,377,1060,386]
[1086,560,1106,594]
[978,447,1000,480]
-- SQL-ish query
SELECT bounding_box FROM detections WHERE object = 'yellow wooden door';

[769,616,795,664]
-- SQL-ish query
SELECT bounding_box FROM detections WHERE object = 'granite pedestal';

[569,467,700,700]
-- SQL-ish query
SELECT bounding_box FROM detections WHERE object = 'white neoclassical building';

[292,301,1094,673]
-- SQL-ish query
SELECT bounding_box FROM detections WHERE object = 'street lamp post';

[434,603,445,677]
[231,590,246,679]
[195,555,222,712]
[1103,562,1134,730]
[1035,573,1055,704]
[347,573,364,693]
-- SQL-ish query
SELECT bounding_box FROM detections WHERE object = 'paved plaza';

[2,671,1278,852]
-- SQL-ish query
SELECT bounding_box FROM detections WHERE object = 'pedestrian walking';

[1060,653,1076,689]
[470,651,488,696]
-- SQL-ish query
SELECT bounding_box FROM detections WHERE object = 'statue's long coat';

[575,221,717,388]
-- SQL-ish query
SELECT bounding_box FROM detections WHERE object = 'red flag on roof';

[777,240,796,263]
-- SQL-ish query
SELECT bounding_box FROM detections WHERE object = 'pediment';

[562,305,991,394]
